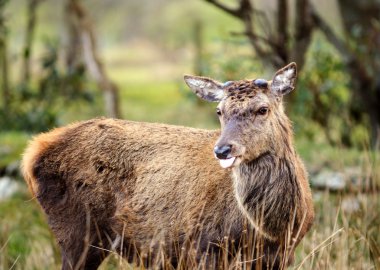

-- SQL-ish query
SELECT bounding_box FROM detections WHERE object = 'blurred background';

[0,0,379,269]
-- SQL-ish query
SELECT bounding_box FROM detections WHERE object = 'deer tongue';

[219,157,236,169]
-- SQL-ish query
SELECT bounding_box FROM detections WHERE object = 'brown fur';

[22,63,314,270]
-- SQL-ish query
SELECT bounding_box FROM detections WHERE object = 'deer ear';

[270,62,297,96]
[184,75,225,102]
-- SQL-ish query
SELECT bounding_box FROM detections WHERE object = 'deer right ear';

[270,62,297,96]
[184,75,225,102]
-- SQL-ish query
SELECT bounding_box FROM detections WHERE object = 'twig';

[0,236,11,252]
[230,31,278,48]
[89,244,118,255]
[238,255,265,264]
[9,255,20,270]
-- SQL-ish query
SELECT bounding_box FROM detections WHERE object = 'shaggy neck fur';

[232,113,301,241]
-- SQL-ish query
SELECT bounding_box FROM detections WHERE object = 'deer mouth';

[218,156,237,169]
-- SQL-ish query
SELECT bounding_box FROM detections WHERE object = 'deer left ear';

[270,62,297,96]
[184,75,225,102]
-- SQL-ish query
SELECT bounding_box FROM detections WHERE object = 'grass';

[295,191,380,269]
[0,191,60,270]
[1,184,379,269]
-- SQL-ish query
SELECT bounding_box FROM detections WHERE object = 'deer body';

[22,63,314,269]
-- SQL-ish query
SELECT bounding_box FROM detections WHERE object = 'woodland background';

[0,0,379,269]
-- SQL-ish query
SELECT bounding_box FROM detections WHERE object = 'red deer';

[22,62,314,270]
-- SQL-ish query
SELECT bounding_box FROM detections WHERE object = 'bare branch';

[204,0,284,68]
[291,0,314,70]
[204,0,241,18]
[277,0,289,62]
[230,31,278,49]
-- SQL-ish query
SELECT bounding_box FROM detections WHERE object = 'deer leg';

[59,233,110,270]
[50,211,111,270]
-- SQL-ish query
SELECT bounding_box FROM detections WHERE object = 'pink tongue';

[219,157,236,169]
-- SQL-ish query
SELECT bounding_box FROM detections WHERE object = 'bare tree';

[204,0,314,70]
[65,0,121,118]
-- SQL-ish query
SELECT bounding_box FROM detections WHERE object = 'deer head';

[184,62,297,169]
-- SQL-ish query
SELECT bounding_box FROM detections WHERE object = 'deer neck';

[232,151,301,241]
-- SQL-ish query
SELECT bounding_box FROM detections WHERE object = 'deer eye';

[216,108,222,116]
[257,107,269,115]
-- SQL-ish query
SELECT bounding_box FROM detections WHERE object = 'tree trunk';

[276,0,288,64]
[66,0,121,119]
[22,0,41,85]
[64,0,82,72]
[292,0,314,70]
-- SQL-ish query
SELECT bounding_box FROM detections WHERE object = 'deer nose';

[214,145,232,159]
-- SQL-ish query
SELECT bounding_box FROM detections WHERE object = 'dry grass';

[295,191,379,270]
[1,185,379,270]
[95,190,379,269]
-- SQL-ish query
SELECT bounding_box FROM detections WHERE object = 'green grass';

[0,191,60,270]
[296,138,380,189]
[296,138,369,171]
[0,132,30,169]
[118,81,219,128]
